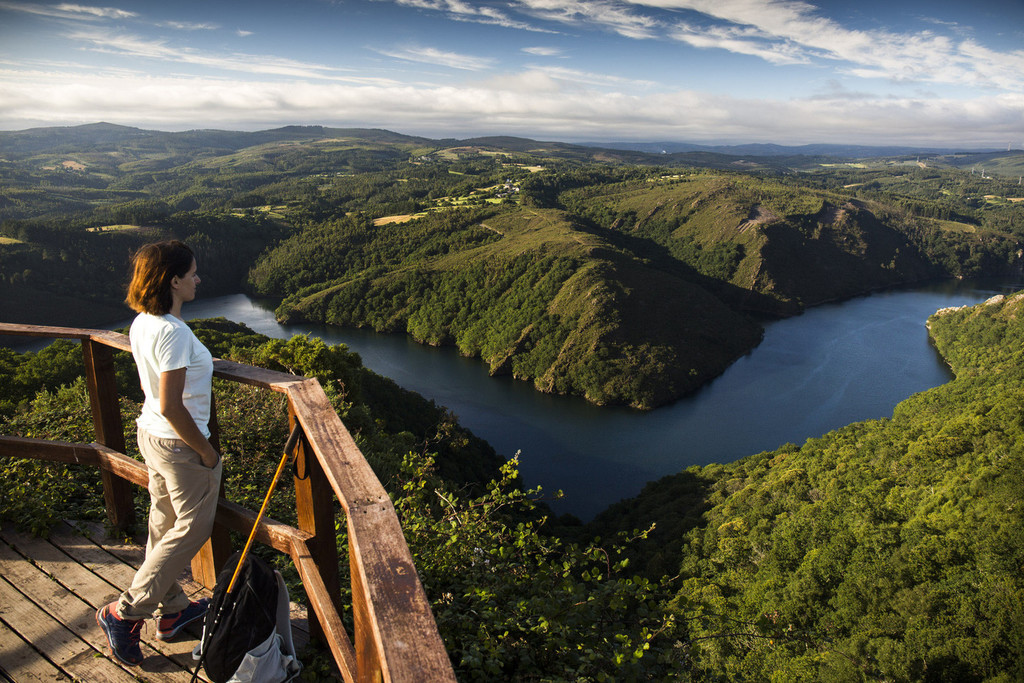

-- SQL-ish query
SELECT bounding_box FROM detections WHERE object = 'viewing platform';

[0,322,457,683]
[1,519,309,681]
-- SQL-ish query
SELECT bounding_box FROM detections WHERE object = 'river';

[167,279,1020,520]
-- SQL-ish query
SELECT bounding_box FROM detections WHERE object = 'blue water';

[170,279,1019,520]
[21,280,1005,519]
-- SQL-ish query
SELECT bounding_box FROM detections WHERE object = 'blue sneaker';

[96,602,144,666]
[155,597,210,641]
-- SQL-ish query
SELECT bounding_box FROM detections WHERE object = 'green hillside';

[5,292,1024,681]
[250,164,1021,407]
[561,173,1016,314]
[253,206,761,409]
[4,124,1024,407]
[6,124,1024,680]
[593,292,1024,680]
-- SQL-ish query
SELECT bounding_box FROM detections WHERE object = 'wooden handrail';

[0,322,456,683]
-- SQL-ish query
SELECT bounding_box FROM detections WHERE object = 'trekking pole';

[190,423,304,683]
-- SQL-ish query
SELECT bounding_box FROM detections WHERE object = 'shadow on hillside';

[570,216,799,318]
[585,468,715,579]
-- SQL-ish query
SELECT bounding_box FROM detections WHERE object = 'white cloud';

[388,0,1023,94]
[66,30,386,82]
[371,0,1023,93]
[237,29,254,37]
[519,64,657,88]
[374,46,495,71]
[0,0,135,20]
[1,66,1020,147]
[160,20,219,31]
[54,3,135,19]
[522,46,563,56]
[393,0,548,31]
[669,21,808,65]
[514,0,661,39]
[630,0,1024,91]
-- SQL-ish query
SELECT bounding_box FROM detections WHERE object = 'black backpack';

[195,551,282,683]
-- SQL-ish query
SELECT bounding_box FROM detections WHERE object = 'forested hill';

[3,121,1024,679]
[249,206,763,409]
[249,168,1023,407]
[4,292,1022,680]
[3,123,1024,407]
[592,292,1024,680]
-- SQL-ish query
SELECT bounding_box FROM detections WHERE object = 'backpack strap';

[273,570,298,660]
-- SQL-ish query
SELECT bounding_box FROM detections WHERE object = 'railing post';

[192,398,233,588]
[81,339,135,532]
[290,403,342,645]
[351,531,384,683]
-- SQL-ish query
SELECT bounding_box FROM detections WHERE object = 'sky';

[1,0,1023,147]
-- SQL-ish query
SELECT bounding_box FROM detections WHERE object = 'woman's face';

[172,258,200,303]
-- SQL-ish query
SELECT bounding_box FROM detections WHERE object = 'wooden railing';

[0,323,456,683]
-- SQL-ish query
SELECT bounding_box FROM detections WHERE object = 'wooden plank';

[212,499,313,554]
[0,529,119,605]
[71,520,310,656]
[16,524,137,591]
[70,520,147,568]
[87,330,131,353]
[289,406,341,646]
[90,442,147,486]
[0,619,72,682]
[0,575,140,682]
[286,379,388,511]
[194,398,232,590]
[292,542,357,683]
[349,541,382,683]
[0,323,94,340]
[213,359,304,392]
[288,378,457,681]
[0,325,285,388]
[0,440,314,553]
[72,470,311,554]
[82,339,134,532]
[0,526,210,680]
[0,437,101,467]
[1,322,455,682]
[68,521,205,599]
[0,438,149,490]
[46,522,207,663]
[348,506,457,683]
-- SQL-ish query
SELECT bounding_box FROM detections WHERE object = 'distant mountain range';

[0,122,438,158]
[3,119,1022,407]
[581,140,1006,158]
[0,122,1008,163]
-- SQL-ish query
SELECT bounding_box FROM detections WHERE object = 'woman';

[96,240,221,666]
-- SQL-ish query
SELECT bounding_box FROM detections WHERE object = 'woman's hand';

[159,368,220,468]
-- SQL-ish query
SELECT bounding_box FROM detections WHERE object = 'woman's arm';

[159,367,219,468]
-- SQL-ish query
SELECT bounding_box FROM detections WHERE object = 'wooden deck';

[0,520,310,682]
[1,323,458,682]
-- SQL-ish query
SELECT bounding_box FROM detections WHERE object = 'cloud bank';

[0,0,1021,146]
[2,66,1021,146]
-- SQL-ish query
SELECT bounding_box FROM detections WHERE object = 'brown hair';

[125,240,195,315]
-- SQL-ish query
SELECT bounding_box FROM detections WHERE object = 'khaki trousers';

[117,427,222,620]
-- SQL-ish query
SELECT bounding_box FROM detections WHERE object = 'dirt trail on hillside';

[738,205,780,233]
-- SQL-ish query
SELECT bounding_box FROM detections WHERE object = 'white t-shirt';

[130,313,214,439]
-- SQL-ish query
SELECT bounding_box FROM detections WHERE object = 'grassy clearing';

[230,205,289,219]
[0,236,23,245]
[934,219,978,233]
[86,224,141,233]
[374,214,425,226]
